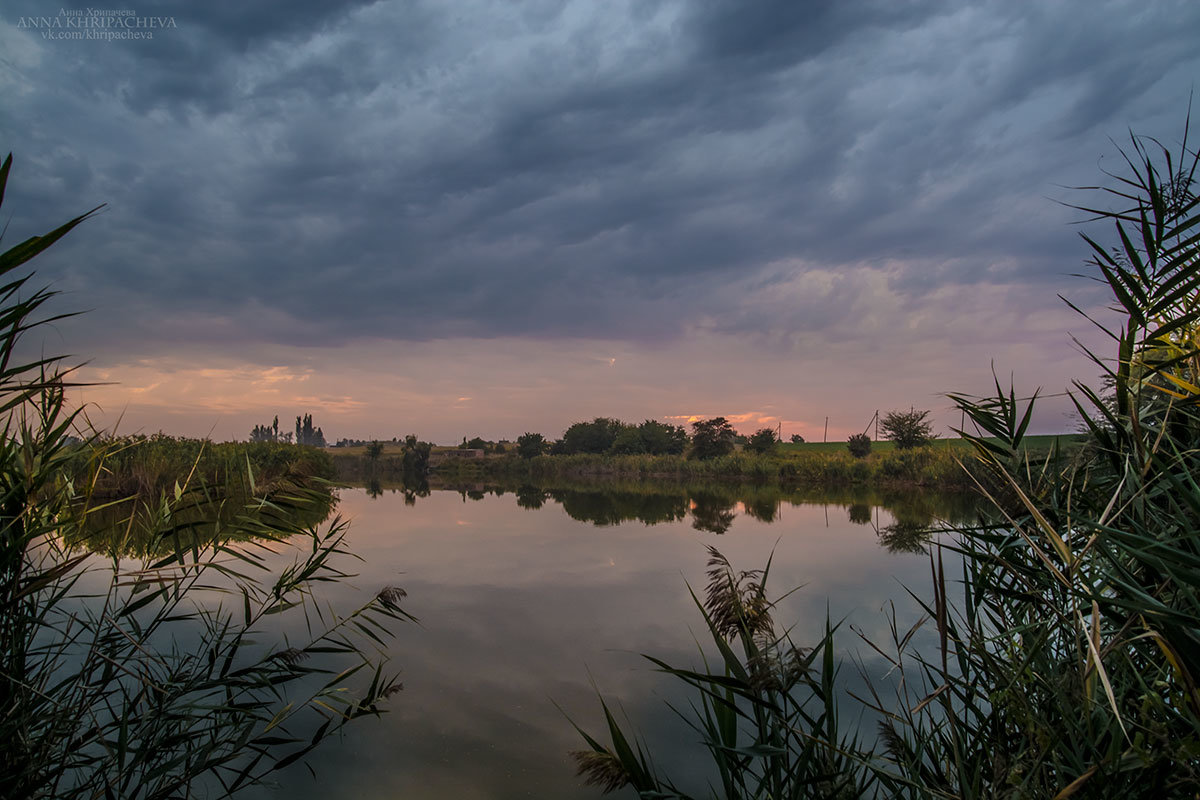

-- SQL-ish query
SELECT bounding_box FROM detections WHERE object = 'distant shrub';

[846,433,872,458]
[516,432,547,459]
[401,435,432,474]
[880,409,934,449]
[744,428,778,455]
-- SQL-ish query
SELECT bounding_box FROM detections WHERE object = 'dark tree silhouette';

[690,417,737,460]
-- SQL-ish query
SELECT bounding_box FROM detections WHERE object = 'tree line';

[507,409,935,461]
[249,407,935,463]
[508,417,765,460]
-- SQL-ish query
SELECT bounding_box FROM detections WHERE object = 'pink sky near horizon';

[67,275,1108,445]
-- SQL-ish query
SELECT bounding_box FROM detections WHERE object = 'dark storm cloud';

[2,0,1198,354]
[683,0,944,67]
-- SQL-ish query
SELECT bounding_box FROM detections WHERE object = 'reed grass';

[0,153,411,798]
[567,548,870,798]
[63,434,340,558]
[567,117,1200,797]
[84,433,335,501]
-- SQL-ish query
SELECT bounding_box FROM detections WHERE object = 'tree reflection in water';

[689,492,738,534]
[516,485,549,510]
[847,503,872,525]
[370,477,979,546]
[742,495,780,523]
[877,521,933,554]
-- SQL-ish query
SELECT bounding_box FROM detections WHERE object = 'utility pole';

[875,410,879,441]
[823,416,829,443]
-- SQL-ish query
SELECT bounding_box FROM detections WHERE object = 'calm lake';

[250,481,978,799]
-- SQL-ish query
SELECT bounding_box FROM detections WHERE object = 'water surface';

[257,482,975,799]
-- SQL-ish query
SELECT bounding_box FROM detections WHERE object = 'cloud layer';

[2,0,1197,439]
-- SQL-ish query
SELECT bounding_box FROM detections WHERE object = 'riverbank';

[331,435,1082,491]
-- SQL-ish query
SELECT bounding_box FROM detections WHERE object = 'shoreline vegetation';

[82,430,1079,509]
[64,435,339,557]
[78,430,1079,520]
[328,433,1082,493]
[85,434,336,501]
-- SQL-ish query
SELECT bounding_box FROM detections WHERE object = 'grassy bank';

[418,438,1078,491]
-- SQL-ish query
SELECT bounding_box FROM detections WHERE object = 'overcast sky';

[2,0,1198,443]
